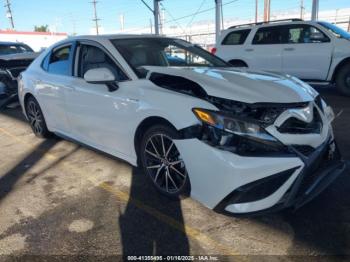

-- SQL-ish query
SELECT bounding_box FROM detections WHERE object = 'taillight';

[211,47,217,55]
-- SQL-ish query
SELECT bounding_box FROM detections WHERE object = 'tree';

[34,25,49,32]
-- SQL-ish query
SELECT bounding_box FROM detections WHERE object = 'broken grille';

[277,107,323,134]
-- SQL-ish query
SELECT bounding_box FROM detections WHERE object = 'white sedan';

[18,35,346,215]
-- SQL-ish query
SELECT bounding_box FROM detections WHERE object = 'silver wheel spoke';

[154,165,163,182]
[170,165,186,178]
[145,149,162,160]
[169,159,183,166]
[165,142,174,158]
[147,164,161,169]
[165,168,169,192]
[150,138,161,157]
[167,169,178,190]
[161,135,166,156]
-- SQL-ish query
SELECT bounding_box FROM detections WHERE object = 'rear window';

[252,26,284,45]
[0,44,33,55]
[222,29,251,45]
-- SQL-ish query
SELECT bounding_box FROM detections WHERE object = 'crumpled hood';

[144,66,318,103]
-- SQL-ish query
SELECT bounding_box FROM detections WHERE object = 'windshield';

[0,43,33,55]
[111,38,229,78]
[318,22,350,39]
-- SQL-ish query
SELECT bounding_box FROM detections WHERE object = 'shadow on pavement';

[119,167,190,256]
[0,138,59,203]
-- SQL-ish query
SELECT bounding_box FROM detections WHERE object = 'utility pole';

[119,14,125,31]
[90,0,100,35]
[4,0,14,29]
[141,0,162,35]
[154,0,161,35]
[263,0,270,22]
[300,0,304,20]
[215,0,222,44]
[311,0,319,21]
[255,0,258,23]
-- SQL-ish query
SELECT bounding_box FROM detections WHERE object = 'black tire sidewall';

[26,97,51,138]
[336,63,350,96]
[139,124,191,198]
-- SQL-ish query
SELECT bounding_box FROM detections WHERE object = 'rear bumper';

[175,137,346,215]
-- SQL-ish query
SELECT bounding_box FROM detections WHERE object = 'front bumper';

[175,137,346,215]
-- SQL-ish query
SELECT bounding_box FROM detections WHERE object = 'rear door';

[37,43,75,134]
[216,29,251,64]
[281,24,333,80]
[248,26,284,73]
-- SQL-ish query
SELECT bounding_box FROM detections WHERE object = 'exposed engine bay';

[149,71,311,126]
[0,53,38,109]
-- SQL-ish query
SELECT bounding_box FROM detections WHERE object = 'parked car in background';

[214,19,350,96]
[19,35,345,215]
[0,41,39,109]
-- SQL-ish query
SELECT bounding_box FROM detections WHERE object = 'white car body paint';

[18,34,342,214]
[216,20,350,82]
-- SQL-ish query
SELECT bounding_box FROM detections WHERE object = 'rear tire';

[139,124,191,198]
[25,96,52,138]
[335,63,350,96]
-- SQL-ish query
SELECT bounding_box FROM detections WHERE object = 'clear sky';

[2,0,350,34]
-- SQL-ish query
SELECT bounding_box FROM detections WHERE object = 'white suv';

[215,19,350,96]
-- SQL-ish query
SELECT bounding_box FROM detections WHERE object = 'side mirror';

[84,67,118,92]
[309,32,328,42]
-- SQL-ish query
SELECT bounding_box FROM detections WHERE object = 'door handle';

[284,47,295,51]
[245,48,254,52]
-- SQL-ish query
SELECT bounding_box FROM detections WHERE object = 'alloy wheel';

[144,134,187,194]
[27,100,44,135]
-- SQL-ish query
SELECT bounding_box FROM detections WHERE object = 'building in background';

[0,30,67,52]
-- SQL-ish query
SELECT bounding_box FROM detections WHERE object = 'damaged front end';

[0,53,38,110]
[179,95,345,214]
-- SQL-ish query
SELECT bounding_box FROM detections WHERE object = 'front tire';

[139,125,190,198]
[336,63,350,96]
[25,96,52,138]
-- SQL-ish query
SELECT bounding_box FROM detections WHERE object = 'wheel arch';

[331,57,350,82]
[134,116,178,164]
[228,59,248,68]
[23,92,35,117]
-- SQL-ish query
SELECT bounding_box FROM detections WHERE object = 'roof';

[69,34,170,41]
[225,19,318,31]
[0,41,27,45]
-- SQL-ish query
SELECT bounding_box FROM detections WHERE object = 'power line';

[159,2,186,34]
[162,0,239,26]
[90,0,101,35]
[186,0,207,29]
[4,0,14,29]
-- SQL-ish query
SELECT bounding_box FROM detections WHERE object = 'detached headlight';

[192,108,286,156]
[193,108,277,142]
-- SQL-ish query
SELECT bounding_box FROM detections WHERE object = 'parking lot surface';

[0,86,349,261]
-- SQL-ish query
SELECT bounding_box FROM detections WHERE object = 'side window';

[41,53,50,71]
[252,26,283,45]
[48,45,72,76]
[222,30,251,45]
[78,45,128,81]
[284,25,330,44]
